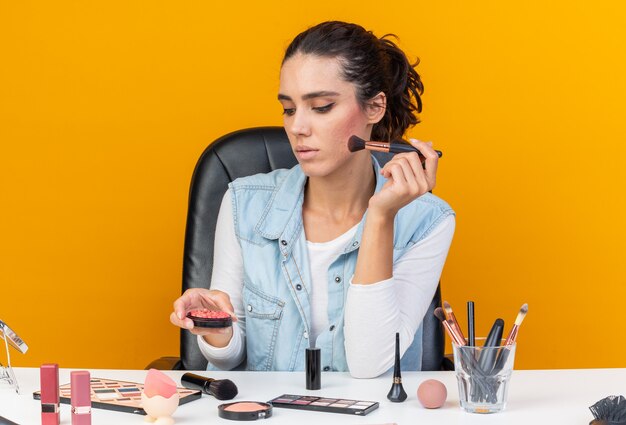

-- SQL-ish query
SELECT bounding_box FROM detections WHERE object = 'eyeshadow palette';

[268,394,379,416]
[33,377,201,415]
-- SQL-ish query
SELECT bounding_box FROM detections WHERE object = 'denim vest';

[216,156,454,372]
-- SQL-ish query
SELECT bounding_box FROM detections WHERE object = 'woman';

[170,21,455,378]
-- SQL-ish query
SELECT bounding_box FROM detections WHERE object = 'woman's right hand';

[170,288,238,347]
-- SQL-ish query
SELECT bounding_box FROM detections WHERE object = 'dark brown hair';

[283,21,424,142]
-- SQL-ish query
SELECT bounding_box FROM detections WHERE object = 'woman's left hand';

[368,139,439,217]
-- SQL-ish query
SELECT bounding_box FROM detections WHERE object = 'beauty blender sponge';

[417,379,447,409]
[144,368,178,398]
[142,369,179,425]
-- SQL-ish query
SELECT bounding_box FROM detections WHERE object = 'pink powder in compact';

[224,402,269,412]
[189,309,230,319]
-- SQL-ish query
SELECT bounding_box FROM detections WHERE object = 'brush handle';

[448,312,466,342]
[443,320,466,346]
[493,325,519,374]
[469,319,503,404]
[388,142,443,158]
[492,346,512,374]
[504,324,519,346]
[181,373,215,393]
[467,301,475,347]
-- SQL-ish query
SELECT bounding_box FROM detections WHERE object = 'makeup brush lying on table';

[181,373,238,400]
[348,135,443,160]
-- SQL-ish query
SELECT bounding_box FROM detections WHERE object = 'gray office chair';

[147,126,446,371]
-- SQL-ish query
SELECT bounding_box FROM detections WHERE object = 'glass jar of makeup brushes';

[452,339,516,414]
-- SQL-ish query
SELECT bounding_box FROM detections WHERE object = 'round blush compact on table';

[218,401,273,421]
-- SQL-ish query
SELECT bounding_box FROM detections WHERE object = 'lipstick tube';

[40,364,60,425]
[71,371,91,425]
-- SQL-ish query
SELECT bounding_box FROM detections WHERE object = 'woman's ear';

[366,92,387,124]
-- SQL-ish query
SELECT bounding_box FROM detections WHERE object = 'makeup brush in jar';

[503,303,529,346]
[443,301,466,343]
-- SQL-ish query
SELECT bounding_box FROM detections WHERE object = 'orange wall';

[1,1,625,370]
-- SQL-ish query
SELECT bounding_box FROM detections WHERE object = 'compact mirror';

[1,319,28,394]
[0,320,29,354]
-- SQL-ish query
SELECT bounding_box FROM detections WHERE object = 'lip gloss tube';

[70,371,91,425]
[40,364,60,425]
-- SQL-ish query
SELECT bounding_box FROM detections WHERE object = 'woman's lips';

[295,147,319,160]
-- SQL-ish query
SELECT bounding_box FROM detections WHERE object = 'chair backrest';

[180,126,444,371]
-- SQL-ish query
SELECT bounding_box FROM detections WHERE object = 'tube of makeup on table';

[386,333,407,402]
[70,371,91,425]
[40,363,60,425]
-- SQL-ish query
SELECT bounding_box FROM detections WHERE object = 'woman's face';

[278,53,379,178]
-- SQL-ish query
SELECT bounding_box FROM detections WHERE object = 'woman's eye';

[282,108,296,116]
[313,103,335,113]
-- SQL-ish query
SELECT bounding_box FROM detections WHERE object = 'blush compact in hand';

[187,309,233,328]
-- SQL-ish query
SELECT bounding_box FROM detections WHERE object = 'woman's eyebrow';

[277,91,340,101]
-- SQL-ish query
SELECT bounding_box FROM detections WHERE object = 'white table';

[0,368,622,424]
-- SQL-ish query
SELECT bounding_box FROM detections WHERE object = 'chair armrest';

[442,353,455,371]
[145,356,183,370]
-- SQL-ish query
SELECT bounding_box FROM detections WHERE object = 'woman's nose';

[287,110,312,137]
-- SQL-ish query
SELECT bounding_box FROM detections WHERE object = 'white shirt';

[198,189,455,377]
[306,222,359,341]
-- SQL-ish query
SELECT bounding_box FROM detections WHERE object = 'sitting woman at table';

[170,21,455,378]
